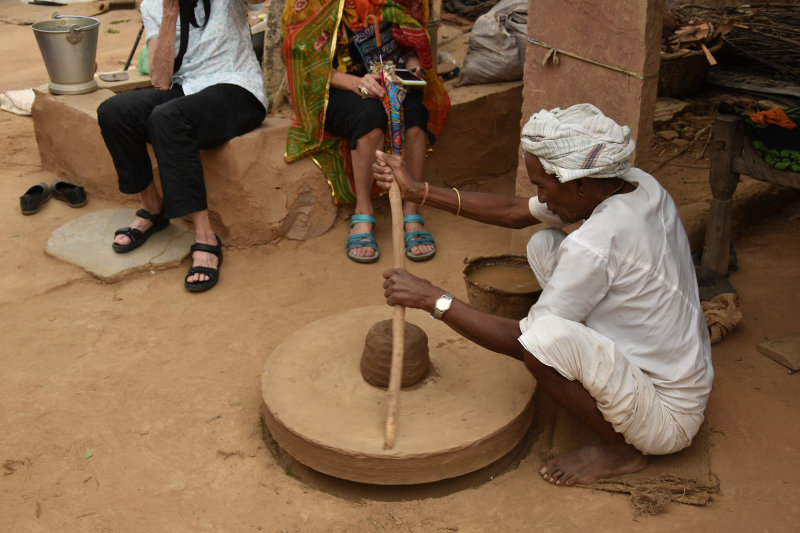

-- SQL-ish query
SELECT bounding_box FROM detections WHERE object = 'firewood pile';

[668,3,800,84]
[658,8,729,97]
[662,20,730,66]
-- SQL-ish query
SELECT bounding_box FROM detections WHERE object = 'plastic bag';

[456,0,528,86]
[138,44,149,75]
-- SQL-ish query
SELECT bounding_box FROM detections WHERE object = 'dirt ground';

[2,6,800,533]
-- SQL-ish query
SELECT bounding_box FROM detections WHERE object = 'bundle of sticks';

[662,20,730,65]
[668,3,800,83]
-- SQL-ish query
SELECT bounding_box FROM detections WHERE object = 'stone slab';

[757,333,800,372]
[654,97,691,128]
[45,208,194,283]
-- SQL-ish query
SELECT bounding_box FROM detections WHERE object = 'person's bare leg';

[185,210,219,284]
[401,126,434,257]
[524,353,647,485]
[348,128,385,259]
[113,182,163,247]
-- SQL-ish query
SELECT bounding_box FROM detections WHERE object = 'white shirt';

[141,0,267,109]
[519,168,714,414]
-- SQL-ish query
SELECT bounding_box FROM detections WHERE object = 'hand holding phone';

[393,69,427,86]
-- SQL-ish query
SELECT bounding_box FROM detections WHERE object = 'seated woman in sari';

[281,0,450,263]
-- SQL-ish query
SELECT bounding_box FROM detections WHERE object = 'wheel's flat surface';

[261,306,536,484]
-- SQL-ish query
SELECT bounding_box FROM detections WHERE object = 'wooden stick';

[700,42,718,66]
[384,180,406,449]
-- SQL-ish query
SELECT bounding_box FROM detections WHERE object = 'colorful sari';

[282,0,451,203]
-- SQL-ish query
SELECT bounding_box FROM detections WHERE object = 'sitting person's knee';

[353,128,385,149]
[146,104,188,140]
[406,125,426,141]
[97,96,129,130]
[526,228,566,280]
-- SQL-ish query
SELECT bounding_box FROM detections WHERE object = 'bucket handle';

[52,13,94,44]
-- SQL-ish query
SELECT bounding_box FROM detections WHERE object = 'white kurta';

[141,0,267,109]
[518,168,714,453]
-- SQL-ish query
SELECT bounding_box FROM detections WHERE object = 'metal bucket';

[463,255,542,319]
[32,15,100,95]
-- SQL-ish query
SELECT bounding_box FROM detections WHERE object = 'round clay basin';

[463,255,541,319]
[261,306,536,485]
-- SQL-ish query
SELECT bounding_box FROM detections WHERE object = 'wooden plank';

[706,71,800,100]
[708,115,743,200]
[757,333,800,371]
[702,115,743,275]
[701,198,733,274]
[700,43,717,66]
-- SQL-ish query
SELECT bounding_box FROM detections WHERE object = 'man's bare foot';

[539,439,647,486]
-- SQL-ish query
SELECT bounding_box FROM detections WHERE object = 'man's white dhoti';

[519,227,706,455]
[519,313,701,455]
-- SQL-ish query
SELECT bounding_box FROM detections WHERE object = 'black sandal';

[184,234,223,293]
[112,209,170,253]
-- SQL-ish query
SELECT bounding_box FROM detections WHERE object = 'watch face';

[435,294,453,313]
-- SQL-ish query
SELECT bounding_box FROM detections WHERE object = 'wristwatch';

[431,293,454,320]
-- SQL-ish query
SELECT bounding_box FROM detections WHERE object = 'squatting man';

[373,103,714,485]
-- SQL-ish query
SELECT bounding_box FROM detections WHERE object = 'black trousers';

[97,83,266,219]
[324,87,434,151]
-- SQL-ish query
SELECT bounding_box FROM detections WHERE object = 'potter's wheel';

[261,305,536,485]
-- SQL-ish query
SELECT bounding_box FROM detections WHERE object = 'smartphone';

[393,69,427,86]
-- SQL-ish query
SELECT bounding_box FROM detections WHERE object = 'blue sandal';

[346,214,379,263]
[403,214,436,262]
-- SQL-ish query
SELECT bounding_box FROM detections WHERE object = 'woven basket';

[658,41,723,98]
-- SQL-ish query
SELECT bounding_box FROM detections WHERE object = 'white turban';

[520,103,636,182]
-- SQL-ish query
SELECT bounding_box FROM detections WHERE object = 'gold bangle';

[419,181,430,206]
[452,187,461,216]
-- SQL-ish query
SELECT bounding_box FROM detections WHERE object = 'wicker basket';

[658,41,723,98]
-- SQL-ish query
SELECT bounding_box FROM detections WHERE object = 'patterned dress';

[281,0,450,203]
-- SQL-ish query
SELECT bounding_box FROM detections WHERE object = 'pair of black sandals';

[20,180,87,215]
[112,209,223,293]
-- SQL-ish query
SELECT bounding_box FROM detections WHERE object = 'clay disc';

[261,306,536,485]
